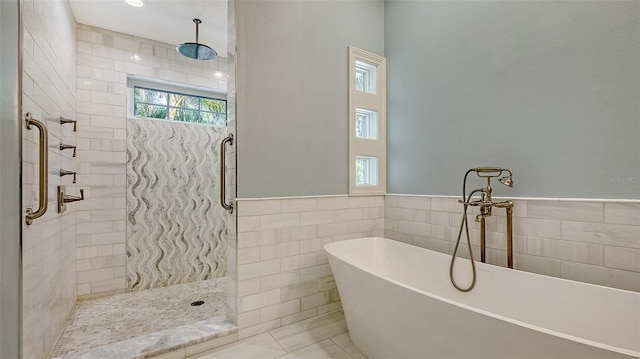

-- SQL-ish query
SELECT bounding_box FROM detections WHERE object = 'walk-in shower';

[48,114,236,358]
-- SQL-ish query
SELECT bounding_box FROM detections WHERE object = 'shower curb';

[50,316,237,359]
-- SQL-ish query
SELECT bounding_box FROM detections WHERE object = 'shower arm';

[194,18,200,43]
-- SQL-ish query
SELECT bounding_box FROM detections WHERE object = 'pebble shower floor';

[49,278,232,358]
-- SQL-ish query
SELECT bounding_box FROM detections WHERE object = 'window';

[132,86,227,126]
[355,108,378,140]
[355,60,377,94]
[356,156,378,186]
[349,47,386,194]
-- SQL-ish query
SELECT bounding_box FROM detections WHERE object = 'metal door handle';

[25,113,48,225]
[220,134,234,214]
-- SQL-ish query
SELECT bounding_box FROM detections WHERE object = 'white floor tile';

[190,332,286,359]
[330,333,367,359]
[276,339,351,359]
[269,311,348,352]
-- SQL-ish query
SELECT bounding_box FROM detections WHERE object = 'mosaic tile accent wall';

[126,118,229,290]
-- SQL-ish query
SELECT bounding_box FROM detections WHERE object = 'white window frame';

[349,46,386,195]
[355,108,378,140]
[126,75,228,127]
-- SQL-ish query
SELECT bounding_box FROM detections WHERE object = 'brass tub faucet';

[450,167,515,292]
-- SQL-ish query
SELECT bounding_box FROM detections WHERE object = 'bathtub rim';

[325,237,640,358]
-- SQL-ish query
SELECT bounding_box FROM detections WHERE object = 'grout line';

[388,193,640,203]
[267,331,289,354]
[333,341,356,359]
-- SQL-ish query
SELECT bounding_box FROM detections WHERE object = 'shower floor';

[49,278,236,359]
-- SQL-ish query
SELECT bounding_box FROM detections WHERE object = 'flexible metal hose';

[449,181,481,292]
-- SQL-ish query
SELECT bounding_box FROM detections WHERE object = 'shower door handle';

[220,134,234,214]
[24,113,48,225]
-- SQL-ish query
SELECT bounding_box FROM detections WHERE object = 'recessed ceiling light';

[125,0,144,8]
[214,72,224,78]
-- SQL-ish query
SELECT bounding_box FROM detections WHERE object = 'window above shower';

[127,76,227,127]
[133,87,226,126]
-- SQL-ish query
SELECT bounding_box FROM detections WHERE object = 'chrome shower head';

[499,175,513,187]
[177,42,217,60]
[176,19,217,60]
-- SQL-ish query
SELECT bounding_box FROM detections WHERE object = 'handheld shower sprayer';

[449,167,515,292]
[499,174,513,187]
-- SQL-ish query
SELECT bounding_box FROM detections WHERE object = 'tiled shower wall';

[234,195,384,338]
[21,0,77,358]
[226,0,238,323]
[74,24,229,298]
[384,195,640,292]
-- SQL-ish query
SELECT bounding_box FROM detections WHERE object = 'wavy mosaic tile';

[126,118,229,291]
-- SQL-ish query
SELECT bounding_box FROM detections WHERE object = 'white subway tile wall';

[385,195,640,292]
[234,195,384,338]
[74,24,228,299]
[22,1,78,358]
[226,0,238,323]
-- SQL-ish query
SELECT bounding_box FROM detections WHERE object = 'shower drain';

[191,300,205,307]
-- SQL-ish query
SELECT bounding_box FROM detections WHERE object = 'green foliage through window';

[356,160,365,185]
[134,87,227,126]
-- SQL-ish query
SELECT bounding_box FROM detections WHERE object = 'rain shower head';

[176,19,217,60]
[499,175,513,187]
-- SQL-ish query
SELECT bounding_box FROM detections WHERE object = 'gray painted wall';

[236,0,384,198]
[0,0,22,357]
[386,1,640,199]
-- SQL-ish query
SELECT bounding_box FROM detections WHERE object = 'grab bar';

[25,113,48,225]
[220,134,234,214]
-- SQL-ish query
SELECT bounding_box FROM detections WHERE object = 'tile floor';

[185,311,367,359]
[51,279,229,357]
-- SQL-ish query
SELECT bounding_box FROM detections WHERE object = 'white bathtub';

[325,237,639,359]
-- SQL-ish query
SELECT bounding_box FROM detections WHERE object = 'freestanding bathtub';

[325,237,639,359]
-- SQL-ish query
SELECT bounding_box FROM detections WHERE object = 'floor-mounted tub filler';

[325,238,639,359]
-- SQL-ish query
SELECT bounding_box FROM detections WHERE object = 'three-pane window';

[349,47,386,194]
[134,87,227,126]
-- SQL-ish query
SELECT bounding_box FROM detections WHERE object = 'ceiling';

[69,0,228,57]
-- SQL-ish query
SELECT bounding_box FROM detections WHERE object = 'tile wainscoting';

[234,195,384,338]
[384,194,640,292]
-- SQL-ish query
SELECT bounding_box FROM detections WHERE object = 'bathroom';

[0,0,638,358]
